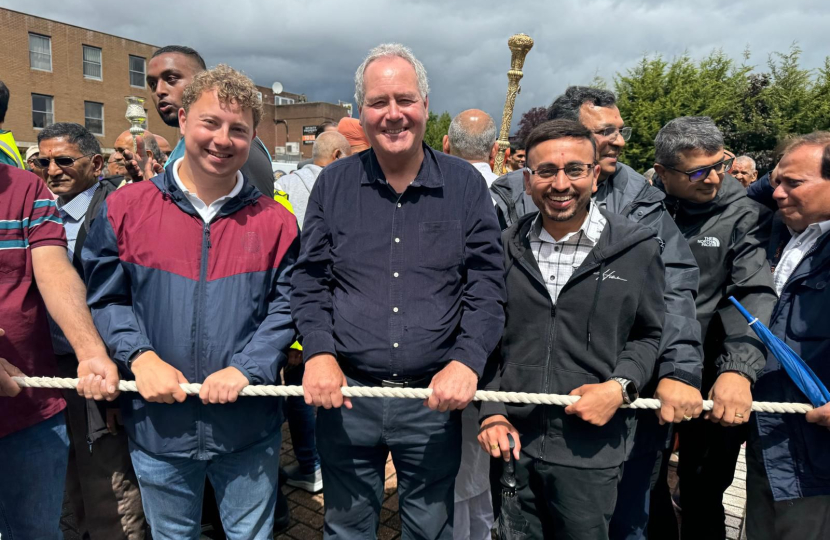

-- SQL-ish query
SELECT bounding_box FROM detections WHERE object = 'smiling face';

[657,148,725,204]
[524,137,599,228]
[147,53,201,127]
[38,137,102,200]
[359,56,428,161]
[773,144,830,233]
[179,89,255,182]
[578,103,625,181]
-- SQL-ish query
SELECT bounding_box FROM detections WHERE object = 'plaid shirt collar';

[528,201,605,245]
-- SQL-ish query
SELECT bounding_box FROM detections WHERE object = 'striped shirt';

[528,202,606,303]
[0,164,67,438]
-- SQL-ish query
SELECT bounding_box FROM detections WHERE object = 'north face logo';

[697,237,721,248]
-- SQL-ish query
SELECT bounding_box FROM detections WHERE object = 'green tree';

[424,111,452,151]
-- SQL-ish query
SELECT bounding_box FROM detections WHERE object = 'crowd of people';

[0,40,828,540]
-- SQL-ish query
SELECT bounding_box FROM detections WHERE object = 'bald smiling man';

[443,109,499,187]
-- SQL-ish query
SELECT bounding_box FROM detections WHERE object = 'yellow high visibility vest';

[0,131,24,169]
[274,189,302,352]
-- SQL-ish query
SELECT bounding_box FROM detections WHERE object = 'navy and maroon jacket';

[82,166,298,459]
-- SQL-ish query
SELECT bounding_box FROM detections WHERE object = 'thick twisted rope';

[12,376,814,414]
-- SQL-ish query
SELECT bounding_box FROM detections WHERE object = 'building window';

[129,55,145,88]
[32,94,54,128]
[275,96,295,106]
[29,33,52,71]
[256,92,263,102]
[83,45,102,80]
[84,102,104,135]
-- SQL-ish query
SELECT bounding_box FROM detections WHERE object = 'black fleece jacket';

[658,173,777,390]
[480,208,666,468]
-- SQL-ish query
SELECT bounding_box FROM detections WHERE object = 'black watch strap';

[127,348,152,370]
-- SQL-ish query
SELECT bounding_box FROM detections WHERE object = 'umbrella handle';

[728,296,756,324]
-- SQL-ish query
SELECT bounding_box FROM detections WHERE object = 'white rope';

[12,376,814,414]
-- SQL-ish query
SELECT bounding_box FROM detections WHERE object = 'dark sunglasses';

[663,157,734,183]
[35,153,95,169]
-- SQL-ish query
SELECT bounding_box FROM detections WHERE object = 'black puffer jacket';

[480,209,666,468]
[657,173,777,391]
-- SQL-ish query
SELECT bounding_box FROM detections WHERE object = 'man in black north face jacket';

[479,120,665,540]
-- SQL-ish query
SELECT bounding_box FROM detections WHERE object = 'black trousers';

[511,453,622,540]
[746,437,830,540]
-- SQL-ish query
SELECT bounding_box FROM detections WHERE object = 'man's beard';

[160,110,180,128]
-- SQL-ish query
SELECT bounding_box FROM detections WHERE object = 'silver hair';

[354,43,429,107]
[447,113,496,161]
[736,155,757,171]
[655,116,724,168]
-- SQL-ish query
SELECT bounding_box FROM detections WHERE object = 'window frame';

[82,45,103,80]
[32,93,55,129]
[128,55,146,88]
[84,101,105,136]
[28,33,53,72]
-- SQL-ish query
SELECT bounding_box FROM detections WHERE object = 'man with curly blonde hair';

[82,64,299,539]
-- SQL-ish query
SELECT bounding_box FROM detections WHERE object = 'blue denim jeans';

[317,374,462,540]
[0,413,69,540]
[129,430,281,540]
[284,363,321,473]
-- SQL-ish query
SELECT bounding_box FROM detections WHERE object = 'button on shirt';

[49,182,99,355]
[773,219,830,295]
[172,158,244,223]
[291,146,506,378]
[528,201,606,303]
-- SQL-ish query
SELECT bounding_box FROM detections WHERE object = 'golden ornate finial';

[493,34,534,175]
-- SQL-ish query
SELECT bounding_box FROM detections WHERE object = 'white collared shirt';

[471,162,499,188]
[773,219,830,295]
[528,202,607,303]
[172,158,244,223]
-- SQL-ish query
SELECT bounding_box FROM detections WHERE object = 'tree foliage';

[513,45,830,173]
[514,106,549,144]
[424,111,452,150]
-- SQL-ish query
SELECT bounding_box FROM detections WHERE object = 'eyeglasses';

[662,157,734,183]
[592,126,632,141]
[526,162,597,181]
[35,153,95,169]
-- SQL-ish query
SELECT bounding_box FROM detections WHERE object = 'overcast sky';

[9,0,830,133]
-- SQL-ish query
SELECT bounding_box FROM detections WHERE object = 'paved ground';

[61,426,747,540]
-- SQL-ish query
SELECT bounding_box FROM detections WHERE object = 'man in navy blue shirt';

[291,43,506,539]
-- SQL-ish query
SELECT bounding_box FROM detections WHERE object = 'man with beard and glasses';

[478,119,665,540]
[489,86,702,540]
[122,45,274,199]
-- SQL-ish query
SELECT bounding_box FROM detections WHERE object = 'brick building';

[0,7,353,160]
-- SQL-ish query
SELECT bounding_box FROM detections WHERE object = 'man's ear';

[653,163,666,180]
[524,168,532,195]
[490,142,499,162]
[178,108,187,136]
[252,128,257,143]
[333,149,344,161]
[91,154,105,177]
[442,135,450,155]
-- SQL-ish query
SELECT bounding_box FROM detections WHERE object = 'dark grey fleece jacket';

[480,208,666,468]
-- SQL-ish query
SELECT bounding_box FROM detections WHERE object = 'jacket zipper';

[196,219,212,458]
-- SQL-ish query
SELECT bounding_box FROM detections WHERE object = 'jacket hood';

[606,162,666,207]
[151,166,262,218]
[506,205,657,264]
[654,172,746,217]
[290,164,322,181]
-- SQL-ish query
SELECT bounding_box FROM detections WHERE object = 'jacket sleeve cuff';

[658,362,702,389]
[301,330,337,362]
[479,400,508,422]
[612,360,647,392]
[229,353,273,385]
[718,362,758,384]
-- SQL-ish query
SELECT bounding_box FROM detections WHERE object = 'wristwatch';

[610,377,639,405]
[127,348,153,370]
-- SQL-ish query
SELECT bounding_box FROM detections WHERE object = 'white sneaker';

[284,463,324,493]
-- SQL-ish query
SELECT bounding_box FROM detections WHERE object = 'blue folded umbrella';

[729,296,830,407]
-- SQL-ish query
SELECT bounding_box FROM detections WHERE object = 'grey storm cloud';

[8,0,830,132]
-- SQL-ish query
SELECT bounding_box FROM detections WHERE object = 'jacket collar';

[152,165,261,218]
[361,143,445,189]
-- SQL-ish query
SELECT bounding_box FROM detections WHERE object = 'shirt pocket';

[788,274,829,340]
[418,220,463,270]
